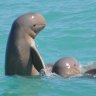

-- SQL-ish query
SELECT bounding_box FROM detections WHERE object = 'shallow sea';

[0,0,96,96]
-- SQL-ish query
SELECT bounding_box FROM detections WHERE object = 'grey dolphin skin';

[5,12,46,76]
[84,69,96,76]
[52,57,80,77]
[52,57,96,77]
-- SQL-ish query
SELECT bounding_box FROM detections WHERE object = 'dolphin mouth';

[39,23,46,29]
[33,24,46,38]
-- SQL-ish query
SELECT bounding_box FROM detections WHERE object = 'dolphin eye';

[33,24,36,27]
[74,64,77,67]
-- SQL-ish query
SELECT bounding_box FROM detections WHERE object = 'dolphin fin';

[31,47,46,74]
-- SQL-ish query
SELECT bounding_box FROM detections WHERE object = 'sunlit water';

[0,0,96,96]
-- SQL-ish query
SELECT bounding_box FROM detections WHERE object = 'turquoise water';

[0,0,96,96]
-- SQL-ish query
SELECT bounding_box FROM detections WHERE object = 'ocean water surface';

[0,0,96,96]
